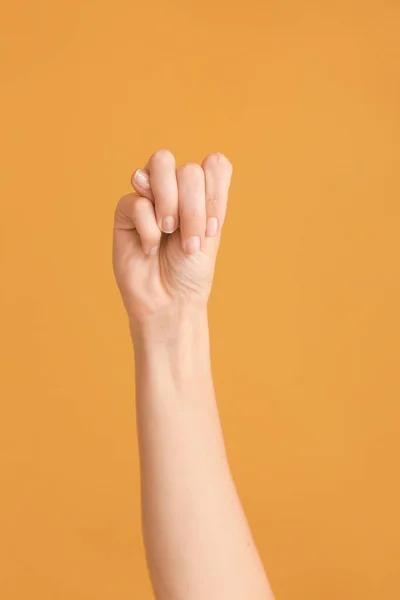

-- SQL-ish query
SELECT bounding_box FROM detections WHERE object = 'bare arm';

[113,150,274,600]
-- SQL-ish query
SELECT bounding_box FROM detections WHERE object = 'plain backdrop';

[0,1,399,598]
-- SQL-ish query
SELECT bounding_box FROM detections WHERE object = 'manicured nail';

[206,217,219,237]
[148,245,159,257]
[185,236,201,254]
[161,216,177,233]
[134,169,150,189]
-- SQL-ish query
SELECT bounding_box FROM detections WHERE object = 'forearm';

[131,308,273,600]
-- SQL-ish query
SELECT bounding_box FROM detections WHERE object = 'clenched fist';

[113,149,233,322]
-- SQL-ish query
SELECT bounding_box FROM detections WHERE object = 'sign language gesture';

[113,150,233,321]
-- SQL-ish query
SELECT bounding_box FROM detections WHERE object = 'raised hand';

[113,149,233,321]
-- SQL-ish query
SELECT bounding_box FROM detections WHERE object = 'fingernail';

[134,169,150,189]
[148,245,159,257]
[206,217,219,237]
[161,216,177,233]
[185,236,201,254]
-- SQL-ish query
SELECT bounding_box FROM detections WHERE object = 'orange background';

[1,1,399,598]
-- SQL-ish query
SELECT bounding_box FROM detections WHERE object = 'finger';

[201,152,233,237]
[132,196,162,256]
[145,149,179,234]
[113,194,142,271]
[114,193,161,256]
[177,162,206,255]
[114,193,137,230]
[131,169,155,203]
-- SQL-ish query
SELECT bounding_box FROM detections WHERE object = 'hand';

[113,149,233,322]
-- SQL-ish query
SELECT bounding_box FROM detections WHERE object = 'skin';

[113,149,274,600]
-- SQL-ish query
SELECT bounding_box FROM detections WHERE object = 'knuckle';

[183,208,204,221]
[150,148,175,164]
[207,191,220,209]
[116,193,129,206]
[114,193,131,218]
[179,162,202,175]
[203,152,232,171]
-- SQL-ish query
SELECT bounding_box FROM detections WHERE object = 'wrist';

[129,305,209,345]
[130,306,212,390]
